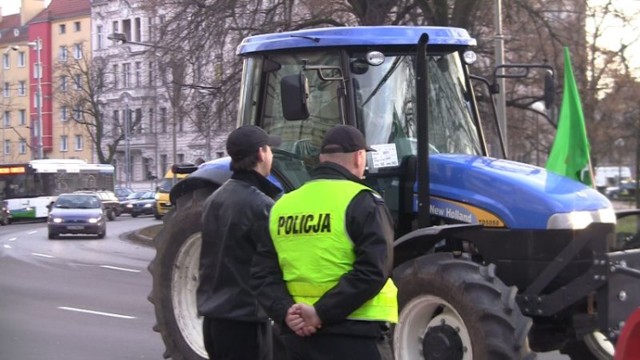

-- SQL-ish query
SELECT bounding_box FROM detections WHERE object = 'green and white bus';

[0,159,115,222]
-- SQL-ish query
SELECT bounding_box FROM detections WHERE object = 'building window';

[148,62,154,86]
[111,21,119,42]
[34,63,41,79]
[59,46,68,61]
[59,24,66,34]
[18,110,25,125]
[60,76,67,92]
[122,19,132,42]
[3,82,8,97]
[18,81,25,96]
[148,108,154,133]
[73,44,82,59]
[96,25,103,49]
[134,17,141,42]
[74,21,81,32]
[122,63,130,88]
[135,108,143,133]
[4,140,10,155]
[74,74,82,90]
[178,117,184,132]
[147,17,154,42]
[34,92,41,109]
[61,106,68,121]
[17,52,25,67]
[74,106,82,120]
[135,61,141,87]
[19,139,26,154]
[3,53,9,69]
[160,107,167,133]
[112,64,118,88]
[112,110,119,135]
[74,135,83,150]
[3,111,10,127]
[60,135,68,152]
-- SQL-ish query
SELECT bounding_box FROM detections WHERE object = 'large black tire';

[393,253,536,360]
[560,332,614,360]
[148,187,214,360]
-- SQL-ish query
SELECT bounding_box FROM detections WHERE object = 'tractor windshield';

[352,51,482,162]
[238,49,482,188]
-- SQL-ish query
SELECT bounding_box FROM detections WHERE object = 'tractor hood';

[427,154,614,230]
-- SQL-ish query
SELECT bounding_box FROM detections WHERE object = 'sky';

[0,0,52,16]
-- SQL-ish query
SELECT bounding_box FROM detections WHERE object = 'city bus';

[0,159,115,222]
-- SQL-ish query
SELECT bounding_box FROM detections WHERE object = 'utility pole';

[494,0,507,157]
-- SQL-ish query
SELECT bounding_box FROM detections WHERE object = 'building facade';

[0,0,230,189]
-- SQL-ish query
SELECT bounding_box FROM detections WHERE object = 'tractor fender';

[393,223,483,266]
[169,159,232,205]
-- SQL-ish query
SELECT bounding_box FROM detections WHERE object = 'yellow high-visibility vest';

[269,179,398,323]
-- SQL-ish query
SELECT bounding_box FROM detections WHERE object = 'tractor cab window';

[352,51,481,172]
[250,51,344,189]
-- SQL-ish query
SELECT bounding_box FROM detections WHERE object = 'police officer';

[198,125,281,360]
[252,125,397,360]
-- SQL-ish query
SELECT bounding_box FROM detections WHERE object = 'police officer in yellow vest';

[252,125,398,360]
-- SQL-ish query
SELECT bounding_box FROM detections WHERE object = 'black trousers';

[281,332,393,360]
[202,317,272,360]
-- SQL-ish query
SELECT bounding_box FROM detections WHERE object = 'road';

[0,214,575,359]
[0,215,165,360]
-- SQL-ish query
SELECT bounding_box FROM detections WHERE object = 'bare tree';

[54,43,139,164]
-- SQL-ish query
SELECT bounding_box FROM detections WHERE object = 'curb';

[125,224,162,247]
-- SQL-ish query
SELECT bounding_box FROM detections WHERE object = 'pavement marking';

[27,231,38,235]
[58,306,136,319]
[32,253,54,258]
[3,244,11,249]
[8,237,16,241]
[99,265,140,273]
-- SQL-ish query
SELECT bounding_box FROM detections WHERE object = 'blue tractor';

[149,26,640,359]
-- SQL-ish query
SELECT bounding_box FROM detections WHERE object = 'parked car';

[47,193,106,239]
[127,191,156,217]
[115,187,134,201]
[605,181,638,200]
[74,190,121,220]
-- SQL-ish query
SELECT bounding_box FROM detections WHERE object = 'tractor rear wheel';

[393,253,535,360]
[148,187,214,360]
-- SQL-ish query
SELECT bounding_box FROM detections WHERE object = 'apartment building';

[1,0,232,184]
[92,0,228,188]
[0,0,45,163]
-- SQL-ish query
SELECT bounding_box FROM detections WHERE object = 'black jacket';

[197,170,281,322]
[251,162,395,337]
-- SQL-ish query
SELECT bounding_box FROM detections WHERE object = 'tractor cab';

[237,26,482,235]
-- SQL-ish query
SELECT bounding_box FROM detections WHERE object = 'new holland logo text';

[277,213,331,235]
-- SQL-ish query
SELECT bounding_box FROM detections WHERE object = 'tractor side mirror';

[281,73,310,120]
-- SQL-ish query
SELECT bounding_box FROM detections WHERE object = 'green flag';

[546,47,593,186]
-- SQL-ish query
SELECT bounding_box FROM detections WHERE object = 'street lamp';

[27,38,43,159]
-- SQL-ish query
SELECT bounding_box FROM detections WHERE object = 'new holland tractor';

[148,26,640,359]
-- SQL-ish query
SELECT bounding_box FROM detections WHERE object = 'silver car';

[47,193,107,239]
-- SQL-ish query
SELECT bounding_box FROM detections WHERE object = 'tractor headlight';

[547,208,616,230]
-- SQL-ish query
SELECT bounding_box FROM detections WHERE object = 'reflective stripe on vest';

[269,179,398,323]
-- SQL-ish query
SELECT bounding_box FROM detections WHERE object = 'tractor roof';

[237,26,476,55]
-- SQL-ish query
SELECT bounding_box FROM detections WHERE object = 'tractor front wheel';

[393,253,536,360]
[148,187,214,360]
